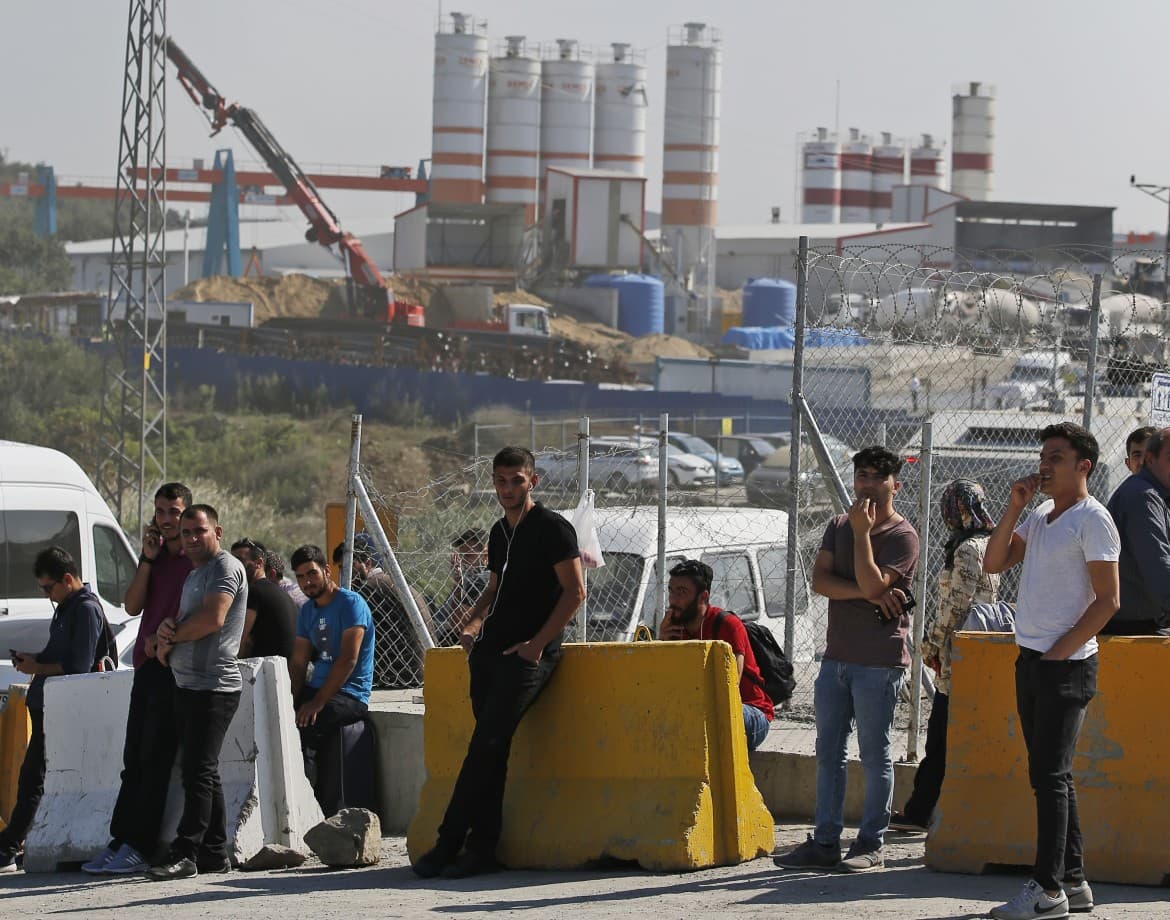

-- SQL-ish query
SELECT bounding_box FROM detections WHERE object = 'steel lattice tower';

[97,0,167,528]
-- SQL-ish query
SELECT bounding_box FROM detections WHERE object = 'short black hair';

[291,544,328,571]
[34,545,79,581]
[1123,423,1151,451]
[231,538,267,563]
[181,503,219,524]
[1040,421,1099,475]
[670,558,713,595]
[155,481,193,507]
[452,528,486,550]
[493,445,535,472]
[852,445,903,478]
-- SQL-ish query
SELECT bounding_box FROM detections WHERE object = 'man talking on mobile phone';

[775,446,919,874]
[80,482,194,876]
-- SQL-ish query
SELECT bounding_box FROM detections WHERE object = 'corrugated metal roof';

[65,217,393,255]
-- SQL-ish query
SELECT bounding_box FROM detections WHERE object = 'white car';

[596,437,716,489]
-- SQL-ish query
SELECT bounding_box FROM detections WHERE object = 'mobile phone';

[9,649,20,661]
[874,592,916,620]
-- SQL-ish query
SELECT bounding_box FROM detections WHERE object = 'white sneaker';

[81,843,119,875]
[1064,880,1094,913]
[103,843,149,875]
[990,880,1069,920]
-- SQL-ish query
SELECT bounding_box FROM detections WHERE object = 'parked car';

[617,437,716,489]
[664,432,745,485]
[713,434,778,477]
[744,432,854,510]
[536,440,659,495]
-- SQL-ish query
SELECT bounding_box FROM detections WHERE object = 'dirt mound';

[617,334,712,365]
[549,315,711,366]
[171,274,342,322]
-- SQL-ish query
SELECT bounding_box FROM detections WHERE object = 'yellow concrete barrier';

[0,684,32,832]
[926,633,1170,886]
[407,642,775,871]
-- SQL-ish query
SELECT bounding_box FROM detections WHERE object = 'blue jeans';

[743,704,769,752]
[813,659,906,849]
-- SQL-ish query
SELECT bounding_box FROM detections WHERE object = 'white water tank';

[801,127,840,223]
[540,40,594,209]
[486,36,541,224]
[951,82,995,201]
[870,132,904,224]
[593,43,647,176]
[840,127,872,223]
[910,134,944,189]
[430,12,489,204]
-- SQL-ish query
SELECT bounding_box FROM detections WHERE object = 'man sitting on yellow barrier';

[658,559,773,751]
[412,446,584,880]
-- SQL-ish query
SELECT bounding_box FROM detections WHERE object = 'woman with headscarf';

[890,478,999,832]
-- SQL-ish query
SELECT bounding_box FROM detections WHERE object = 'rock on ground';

[304,808,382,868]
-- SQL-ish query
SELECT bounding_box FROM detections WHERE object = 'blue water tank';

[583,273,665,336]
[742,277,797,327]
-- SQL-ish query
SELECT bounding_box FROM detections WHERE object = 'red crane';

[160,34,401,320]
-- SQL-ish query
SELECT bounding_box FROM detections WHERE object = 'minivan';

[561,505,818,662]
[0,441,140,693]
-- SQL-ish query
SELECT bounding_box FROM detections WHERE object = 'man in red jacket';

[658,558,773,750]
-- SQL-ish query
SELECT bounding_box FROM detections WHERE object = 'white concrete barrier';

[24,657,322,871]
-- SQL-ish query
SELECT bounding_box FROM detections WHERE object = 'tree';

[0,224,72,294]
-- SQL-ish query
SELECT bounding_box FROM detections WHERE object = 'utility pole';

[1129,175,1170,300]
[96,0,168,528]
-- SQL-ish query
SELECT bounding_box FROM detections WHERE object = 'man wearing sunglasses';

[0,546,106,874]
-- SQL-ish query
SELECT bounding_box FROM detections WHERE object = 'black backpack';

[713,611,796,705]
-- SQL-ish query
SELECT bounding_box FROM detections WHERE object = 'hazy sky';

[7,0,1170,240]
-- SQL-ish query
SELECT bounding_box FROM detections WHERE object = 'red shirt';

[700,606,774,720]
[133,545,193,668]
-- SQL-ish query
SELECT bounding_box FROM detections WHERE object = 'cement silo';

[870,132,904,224]
[910,134,944,189]
[951,82,995,201]
[801,127,840,223]
[593,43,647,176]
[486,36,541,224]
[430,12,489,204]
[840,128,872,223]
[661,21,721,309]
[539,39,594,208]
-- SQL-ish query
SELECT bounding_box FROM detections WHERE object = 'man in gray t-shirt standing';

[148,504,248,881]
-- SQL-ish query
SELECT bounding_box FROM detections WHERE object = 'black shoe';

[146,856,198,881]
[0,850,19,874]
[440,850,502,879]
[888,811,928,833]
[774,835,841,870]
[196,858,232,875]
[412,844,458,879]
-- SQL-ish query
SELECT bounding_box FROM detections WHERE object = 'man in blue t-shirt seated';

[288,544,376,816]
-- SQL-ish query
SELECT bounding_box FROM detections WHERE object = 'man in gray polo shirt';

[148,503,248,881]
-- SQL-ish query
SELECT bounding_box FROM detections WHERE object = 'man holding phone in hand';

[775,446,919,874]
[81,482,193,876]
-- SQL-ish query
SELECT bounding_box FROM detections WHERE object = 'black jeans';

[1015,649,1097,891]
[0,708,45,855]
[109,658,179,856]
[436,649,558,858]
[170,688,241,863]
[295,688,368,816]
[901,691,949,825]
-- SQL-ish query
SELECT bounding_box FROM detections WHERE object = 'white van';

[0,441,140,692]
[562,505,818,662]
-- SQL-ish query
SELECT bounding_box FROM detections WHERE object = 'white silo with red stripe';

[485,36,541,224]
[539,39,595,209]
[870,132,904,223]
[910,133,944,189]
[594,43,647,176]
[661,22,721,293]
[839,127,873,222]
[801,127,840,223]
[430,12,488,204]
[952,82,995,201]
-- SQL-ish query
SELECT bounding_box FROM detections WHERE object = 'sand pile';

[617,334,712,365]
[171,274,342,322]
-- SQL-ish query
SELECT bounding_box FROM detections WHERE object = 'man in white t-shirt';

[983,422,1120,920]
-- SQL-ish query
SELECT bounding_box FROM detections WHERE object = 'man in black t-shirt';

[231,539,297,660]
[412,446,583,881]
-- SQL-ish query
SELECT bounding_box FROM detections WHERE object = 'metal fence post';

[1083,273,1103,433]
[473,423,480,462]
[578,416,590,642]
[531,413,537,452]
[341,414,362,590]
[656,412,669,626]
[907,418,933,762]
[784,236,809,661]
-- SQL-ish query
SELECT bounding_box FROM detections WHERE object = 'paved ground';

[2,824,1165,919]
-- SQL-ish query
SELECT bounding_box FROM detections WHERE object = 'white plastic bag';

[570,489,605,569]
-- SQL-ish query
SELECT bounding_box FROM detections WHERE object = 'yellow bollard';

[0,684,32,831]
